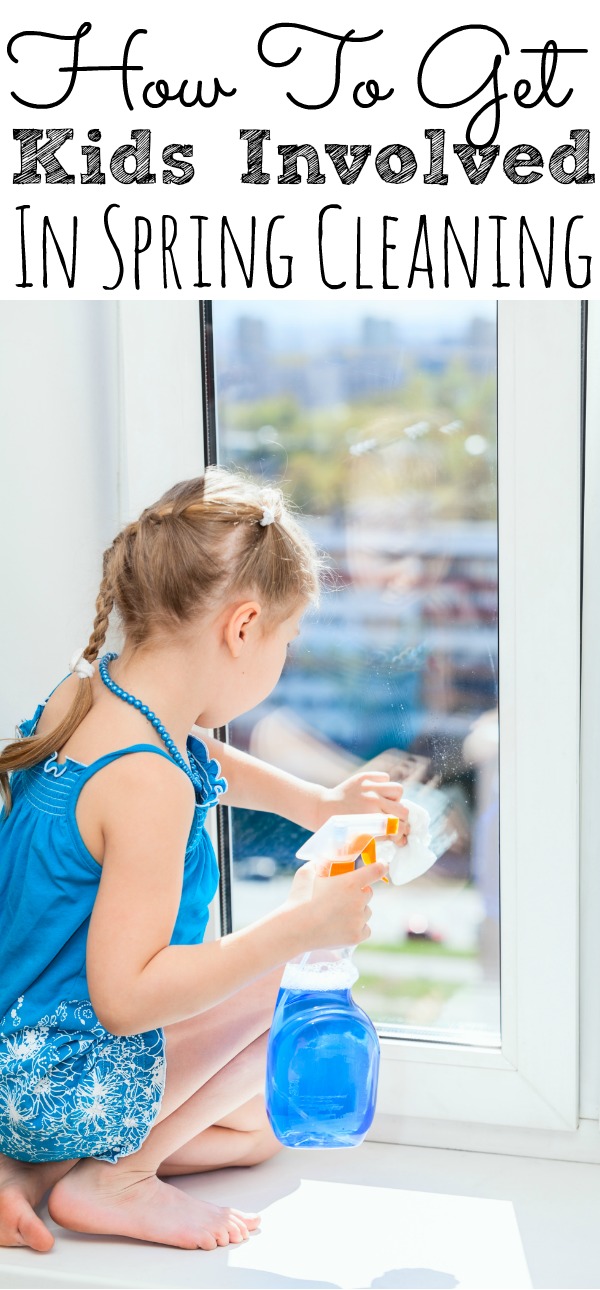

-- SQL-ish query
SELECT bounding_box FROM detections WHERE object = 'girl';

[0,467,409,1254]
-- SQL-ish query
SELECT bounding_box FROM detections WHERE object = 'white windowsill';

[1,1139,599,1290]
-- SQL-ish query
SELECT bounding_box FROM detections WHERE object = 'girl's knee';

[253,965,286,1019]
[227,1095,284,1166]
[240,1123,284,1167]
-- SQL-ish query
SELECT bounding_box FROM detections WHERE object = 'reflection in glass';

[213,302,500,1046]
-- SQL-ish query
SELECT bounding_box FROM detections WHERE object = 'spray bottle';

[265,803,443,1149]
[265,793,452,1148]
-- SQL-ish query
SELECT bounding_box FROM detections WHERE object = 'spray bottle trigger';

[360,839,377,866]
[328,859,356,877]
[360,816,398,883]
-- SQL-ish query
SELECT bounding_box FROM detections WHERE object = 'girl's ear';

[224,600,262,658]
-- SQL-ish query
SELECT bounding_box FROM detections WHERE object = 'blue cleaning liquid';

[265,984,380,1148]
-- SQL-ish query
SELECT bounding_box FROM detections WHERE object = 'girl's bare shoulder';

[31,671,196,835]
[34,672,80,738]
[33,671,170,768]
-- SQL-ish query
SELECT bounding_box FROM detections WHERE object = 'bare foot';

[48,1158,261,1251]
[0,1154,77,1252]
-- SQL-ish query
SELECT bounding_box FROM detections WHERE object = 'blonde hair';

[0,466,323,812]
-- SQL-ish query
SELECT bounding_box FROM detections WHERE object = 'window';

[202,301,583,1148]
[211,301,500,1049]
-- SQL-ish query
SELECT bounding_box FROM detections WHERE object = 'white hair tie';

[260,506,275,527]
[69,648,95,680]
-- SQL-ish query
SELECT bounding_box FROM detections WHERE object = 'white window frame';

[580,303,600,1130]
[119,300,589,1162]
[374,301,586,1160]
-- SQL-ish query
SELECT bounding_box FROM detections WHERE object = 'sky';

[213,300,497,353]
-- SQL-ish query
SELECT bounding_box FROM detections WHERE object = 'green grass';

[356,940,477,960]
[356,975,461,1001]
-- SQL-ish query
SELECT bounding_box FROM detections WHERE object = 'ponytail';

[0,565,115,815]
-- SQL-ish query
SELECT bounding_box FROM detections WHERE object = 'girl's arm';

[196,729,409,832]
[86,752,388,1035]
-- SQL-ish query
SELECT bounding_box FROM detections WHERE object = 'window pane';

[212,302,500,1047]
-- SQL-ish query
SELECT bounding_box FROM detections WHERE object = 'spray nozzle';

[296,799,446,886]
[295,813,400,882]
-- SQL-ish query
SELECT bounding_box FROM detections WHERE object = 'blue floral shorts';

[0,998,166,1165]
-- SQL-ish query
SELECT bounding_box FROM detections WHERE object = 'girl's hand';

[283,858,390,952]
[317,771,411,844]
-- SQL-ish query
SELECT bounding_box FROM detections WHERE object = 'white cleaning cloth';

[386,799,437,885]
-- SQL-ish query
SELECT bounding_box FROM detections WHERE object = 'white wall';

[0,302,121,736]
[118,303,206,521]
[0,301,204,739]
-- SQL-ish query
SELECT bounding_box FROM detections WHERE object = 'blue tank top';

[0,684,227,1036]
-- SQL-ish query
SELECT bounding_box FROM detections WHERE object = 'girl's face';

[250,601,305,708]
[201,599,306,728]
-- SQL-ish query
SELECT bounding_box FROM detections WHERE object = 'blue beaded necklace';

[98,651,197,788]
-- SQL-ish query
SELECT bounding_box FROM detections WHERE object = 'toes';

[227,1219,247,1242]
[231,1207,261,1229]
[211,1217,248,1247]
[197,1228,218,1251]
[16,1210,55,1253]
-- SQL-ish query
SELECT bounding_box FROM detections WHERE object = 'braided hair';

[0,466,323,812]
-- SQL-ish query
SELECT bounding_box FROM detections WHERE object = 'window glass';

[212,302,500,1046]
